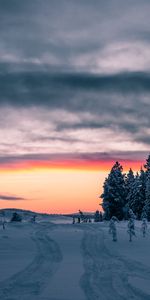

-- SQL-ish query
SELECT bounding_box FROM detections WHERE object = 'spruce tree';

[139,167,146,207]
[127,173,145,219]
[94,210,100,222]
[11,212,22,222]
[125,168,135,199]
[101,161,125,220]
[124,168,135,218]
[142,154,150,220]
[143,172,150,221]
[100,177,111,220]
[144,154,150,173]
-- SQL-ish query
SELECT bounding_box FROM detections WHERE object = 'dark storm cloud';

[0,0,150,155]
[0,69,150,107]
[1,69,150,147]
[0,194,25,201]
[0,69,150,148]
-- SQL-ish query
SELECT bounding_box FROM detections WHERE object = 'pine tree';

[0,210,6,229]
[94,210,99,222]
[127,218,135,242]
[127,173,145,219]
[101,162,126,220]
[11,212,22,222]
[124,168,135,219]
[144,154,150,173]
[125,168,135,199]
[143,172,150,221]
[94,210,100,222]
[139,168,146,199]
[127,209,136,242]
[100,177,110,220]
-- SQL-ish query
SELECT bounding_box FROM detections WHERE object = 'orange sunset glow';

[0,158,145,213]
[0,158,145,172]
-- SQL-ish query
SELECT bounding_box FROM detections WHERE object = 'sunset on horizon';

[1,2,150,299]
[0,0,150,214]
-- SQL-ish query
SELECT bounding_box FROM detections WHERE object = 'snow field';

[43,225,86,300]
[0,219,150,299]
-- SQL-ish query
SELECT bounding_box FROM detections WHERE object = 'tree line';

[100,154,150,221]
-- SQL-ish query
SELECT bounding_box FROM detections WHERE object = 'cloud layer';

[0,194,25,201]
[0,0,150,166]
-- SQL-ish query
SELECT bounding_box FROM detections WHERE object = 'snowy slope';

[0,214,150,300]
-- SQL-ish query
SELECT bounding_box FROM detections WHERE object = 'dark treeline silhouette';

[100,154,150,221]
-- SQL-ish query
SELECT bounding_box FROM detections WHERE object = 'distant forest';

[100,154,150,220]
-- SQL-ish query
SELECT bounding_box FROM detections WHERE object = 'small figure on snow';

[72,217,75,224]
[31,214,37,223]
[109,216,119,242]
[79,210,85,222]
[141,218,147,237]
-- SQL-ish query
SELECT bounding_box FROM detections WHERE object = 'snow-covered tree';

[141,218,147,237]
[127,210,136,242]
[127,219,135,242]
[11,212,22,222]
[101,162,126,220]
[31,214,37,223]
[144,154,150,173]
[139,167,146,200]
[143,172,150,221]
[127,173,145,219]
[124,168,135,219]
[0,210,6,229]
[99,212,103,222]
[100,177,110,220]
[125,168,135,200]
[94,210,100,222]
[109,216,118,241]
[128,208,136,220]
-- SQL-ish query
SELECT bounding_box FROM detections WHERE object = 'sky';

[0,0,150,213]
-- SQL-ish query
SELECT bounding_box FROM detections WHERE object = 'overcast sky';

[0,0,150,166]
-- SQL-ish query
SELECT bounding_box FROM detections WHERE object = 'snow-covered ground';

[0,214,150,300]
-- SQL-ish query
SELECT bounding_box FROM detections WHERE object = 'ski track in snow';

[0,224,62,300]
[1,222,150,300]
[80,225,150,300]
